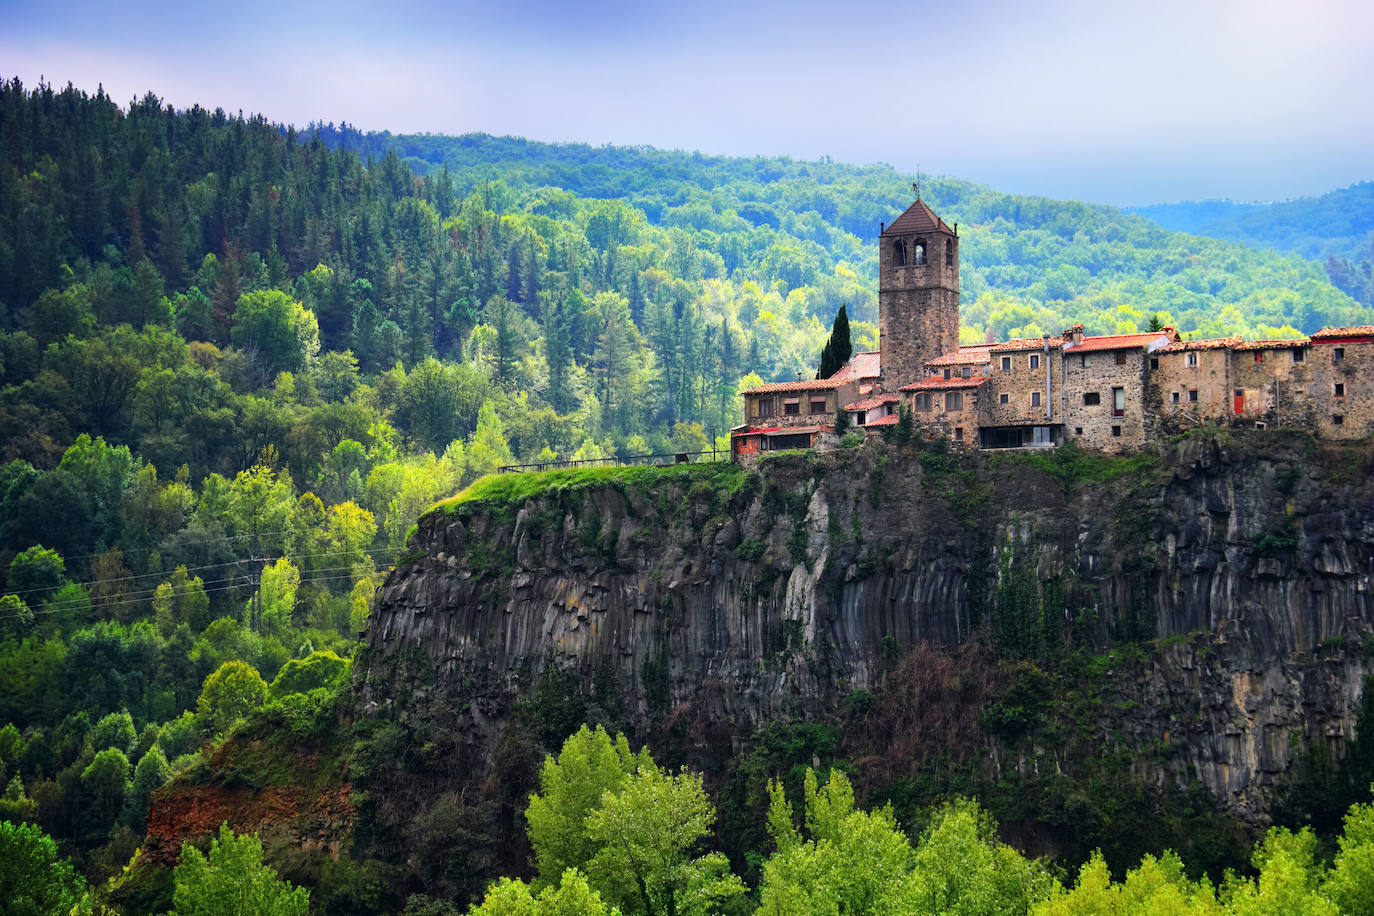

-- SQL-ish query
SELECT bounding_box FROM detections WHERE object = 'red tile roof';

[881,198,954,237]
[865,414,900,427]
[1232,338,1309,351]
[831,351,882,382]
[1311,326,1374,340]
[731,425,832,437]
[1156,337,1242,352]
[926,345,993,366]
[990,337,1063,353]
[743,351,880,394]
[1064,332,1172,353]
[899,375,989,392]
[842,392,902,412]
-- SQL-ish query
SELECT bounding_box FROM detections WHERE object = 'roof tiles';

[881,198,955,237]
[1232,339,1309,351]
[1311,326,1374,340]
[927,345,993,366]
[843,392,902,412]
[900,375,990,392]
[1064,332,1172,353]
[1156,337,1242,352]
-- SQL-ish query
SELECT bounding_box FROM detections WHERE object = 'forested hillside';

[1131,183,1374,307]
[0,76,1371,900]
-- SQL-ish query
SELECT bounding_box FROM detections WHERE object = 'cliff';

[357,430,1374,832]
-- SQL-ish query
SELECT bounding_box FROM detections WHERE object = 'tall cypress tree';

[818,305,852,378]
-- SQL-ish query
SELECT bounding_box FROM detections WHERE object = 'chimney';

[1071,324,1084,345]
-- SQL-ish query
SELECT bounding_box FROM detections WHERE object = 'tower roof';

[881,198,954,237]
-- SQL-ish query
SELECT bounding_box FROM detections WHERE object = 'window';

[1334,383,1345,397]
[913,393,932,411]
[1333,414,1345,425]
[1074,427,1084,436]
[784,398,800,416]
[809,397,827,414]
[1115,352,1127,366]
[1186,353,1198,367]
[1111,425,1122,437]
[954,427,964,441]
[892,239,906,267]
[946,392,963,411]
[999,393,1010,404]
[961,366,971,378]
[1000,356,1012,371]
[1031,391,1041,407]
[1171,391,1180,403]
[1254,351,1263,364]
[1292,348,1305,363]
[1083,392,1101,406]
[943,368,951,380]
[1150,357,1159,370]
[856,414,866,425]
[945,239,954,267]
[1188,389,1198,402]
[913,241,927,265]
[1081,354,1092,368]
[1335,347,1345,362]
[1029,354,1040,369]
[1112,387,1125,417]
[756,399,773,417]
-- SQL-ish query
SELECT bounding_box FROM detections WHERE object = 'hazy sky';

[3,0,1371,206]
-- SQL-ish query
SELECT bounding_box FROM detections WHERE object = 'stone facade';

[980,338,1062,446]
[878,199,959,388]
[1310,330,1374,438]
[1229,341,1317,430]
[1150,339,1237,430]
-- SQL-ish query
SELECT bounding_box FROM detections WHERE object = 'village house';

[730,193,1374,462]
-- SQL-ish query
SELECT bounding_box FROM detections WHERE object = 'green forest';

[1,76,1374,914]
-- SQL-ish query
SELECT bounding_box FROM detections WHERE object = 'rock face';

[357,432,1374,821]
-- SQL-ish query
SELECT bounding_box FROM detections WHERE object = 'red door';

[1233,391,1244,414]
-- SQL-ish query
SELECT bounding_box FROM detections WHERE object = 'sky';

[2,0,1371,207]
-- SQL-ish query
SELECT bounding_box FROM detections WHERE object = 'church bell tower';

[878,188,960,386]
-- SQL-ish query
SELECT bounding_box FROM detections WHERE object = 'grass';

[432,461,749,513]
[992,440,1162,492]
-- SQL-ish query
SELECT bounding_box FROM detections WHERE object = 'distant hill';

[1130,183,1374,263]
[315,129,1371,339]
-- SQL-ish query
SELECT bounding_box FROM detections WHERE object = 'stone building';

[732,192,1374,460]
[878,197,960,387]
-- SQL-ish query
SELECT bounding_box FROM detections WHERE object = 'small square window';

[1334,347,1345,361]
[1029,354,1040,369]
[961,366,971,378]
[1188,389,1198,402]
[1083,392,1100,406]
[943,368,951,380]
[1333,414,1345,425]
[1111,425,1122,437]
[1254,352,1264,364]
[1293,348,1305,363]
[1334,383,1345,397]
[1171,392,1180,403]
[1031,391,1041,407]
[1186,353,1198,367]
[784,402,800,415]
[999,393,1009,404]
[1081,354,1092,368]
[1001,356,1012,371]
[1115,352,1127,366]
[809,398,827,413]
[954,427,964,441]
[1074,427,1083,436]
[1150,357,1159,370]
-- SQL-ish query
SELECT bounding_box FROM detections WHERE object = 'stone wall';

[879,286,959,389]
[1060,348,1150,452]
[982,345,1058,428]
[1151,346,1233,428]
[1309,340,1374,439]
[908,382,983,445]
[1229,344,1316,429]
